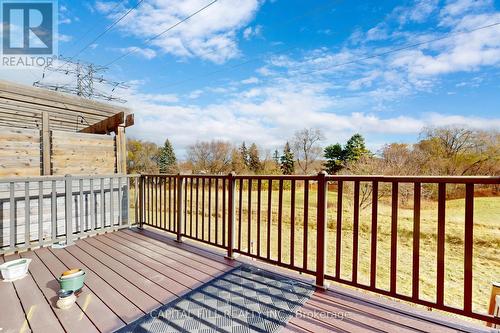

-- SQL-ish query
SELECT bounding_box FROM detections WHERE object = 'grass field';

[136,182,499,317]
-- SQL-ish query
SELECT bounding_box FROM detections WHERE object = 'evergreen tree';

[324,143,344,174]
[248,143,262,173]
[157,139,177,173]
[344,134,369,162]
[239,142,249,168]
[323,134,369,174]
[273,149,280,166]
[280,142,295,175]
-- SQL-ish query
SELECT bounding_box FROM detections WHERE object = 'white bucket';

[0,258,32,282]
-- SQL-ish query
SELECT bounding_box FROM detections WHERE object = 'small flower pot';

[0,258,31,282]
[58,270,86,292]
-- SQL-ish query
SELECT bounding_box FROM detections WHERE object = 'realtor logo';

[1,0,57,67]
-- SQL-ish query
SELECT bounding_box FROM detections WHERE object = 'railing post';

[65,175,74,245]
[176,174,184,243]
[138,175,144,229]
[316,171,327,288]
[226,172,236,259]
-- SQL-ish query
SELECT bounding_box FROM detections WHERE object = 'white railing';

[0,174,140,254]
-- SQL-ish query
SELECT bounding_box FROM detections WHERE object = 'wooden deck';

[0,228,490,333]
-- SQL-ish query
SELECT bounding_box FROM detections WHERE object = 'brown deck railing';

[139,173,500,325]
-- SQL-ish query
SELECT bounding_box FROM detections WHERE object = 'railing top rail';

[141,173,499,184]
[325,175,500,184]
[0,173,140,183]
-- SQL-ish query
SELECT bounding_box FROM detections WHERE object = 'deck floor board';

[0,228,489,333]
[32,247,125,332]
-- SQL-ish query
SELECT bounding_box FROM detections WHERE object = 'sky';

[1,0,500,157]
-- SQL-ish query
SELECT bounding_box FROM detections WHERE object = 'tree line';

[127,127,499,177]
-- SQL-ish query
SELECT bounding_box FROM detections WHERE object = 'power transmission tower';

[33,57,129,103]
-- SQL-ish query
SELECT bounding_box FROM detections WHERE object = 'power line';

[40,0,145,85]
[296,21,500,77]
[160,21,500,89]
[65,0,130,52]
[72,0,146,60]
[105,0,219,66]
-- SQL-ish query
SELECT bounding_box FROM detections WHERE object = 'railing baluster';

[352,181,360,283]
[335,181,343,278]
[290,179,296,267]
[267,179,272,260]
[138,176,143,229]
[9,182,15,250]
[51,181,57,239]
[65,175,73,245]
[190,178,194,236]
[202,178,205,239]
[182,178,189,233]
[38,181,43,247]
[158,177,162,229]
[215,178,219,245]
[370,181,379,289]
[464,183,474,313]
[208,178,212,242]
[257,179,262,258]
[278,179,283,263]
[168,177,172,230]
[173,177,177,232]
[118,177,123,226]
[25,181,30,247]
[110,177,114,227]
[227,173,235,259]
[79,178,84,232]
[437,183,446,306]
[100,177,105,228]
[134,177,138,226]
[238,179,243,250]
[412,182,421,299]
[196,178,199,238]
[303,180,309,270]
[316,172,327,287]
[247,179,252,253]
[163,177,167,229]
[390,181,398,294]
[222,178,226,247]
[176,175,184,242]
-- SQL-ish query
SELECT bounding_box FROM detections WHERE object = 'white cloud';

[117,47,157,60]
[243,25,263,40]
[104,0,263,64]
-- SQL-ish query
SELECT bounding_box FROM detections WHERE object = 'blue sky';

[2,0,500,155]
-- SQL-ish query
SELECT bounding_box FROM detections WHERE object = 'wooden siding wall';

[51,131,116,175]
[0,80,129,131]
[0,177,130,249]
[0,127,41,177]
[0,126,119,177]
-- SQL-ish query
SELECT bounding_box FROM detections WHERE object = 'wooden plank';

[107,232,214,282]
[42,112,50,175]
[47,247,143,324]
[3,254,65,333]
[87,236,190,296]
[65,245,161,313]
[76,240,177,304]
[79,112,124,134]
[99,233,202,289]
[29,248,125,332]
[117,231,224,277]
[0,256,29,332]
[116,126,127,174]
[18,251,99,333]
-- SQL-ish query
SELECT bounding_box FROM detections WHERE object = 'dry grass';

[137,183,499,317]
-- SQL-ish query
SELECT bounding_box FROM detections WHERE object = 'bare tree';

[291,128,325,174]
[187,140,232,174]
